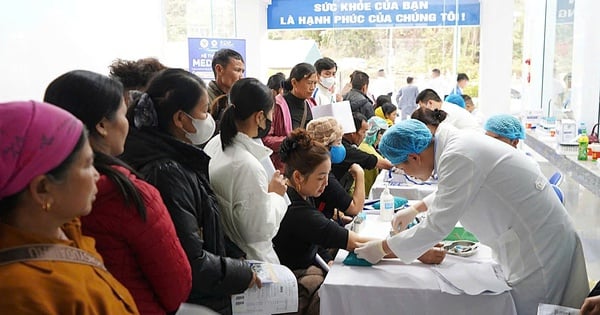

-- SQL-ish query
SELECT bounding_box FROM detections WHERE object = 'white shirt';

[204,133,287,263]
[440,101,483,132]
[426,76,449,98]
[470,107,486,125]
[388,126,586,315]
[312,83,335,106]
[369,77,394,98]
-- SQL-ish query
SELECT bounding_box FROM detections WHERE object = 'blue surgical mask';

[329,144,346,164]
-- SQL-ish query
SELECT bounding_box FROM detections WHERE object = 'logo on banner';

[188,37,246,81]
[200,39,209,48]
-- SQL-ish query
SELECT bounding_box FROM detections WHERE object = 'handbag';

[0,244,107,271]
[589,123,599,143]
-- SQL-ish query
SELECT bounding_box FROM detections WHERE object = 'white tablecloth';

[319,215,517,315]
[369,170,437,200]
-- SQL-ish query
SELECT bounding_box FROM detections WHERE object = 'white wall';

[478,0,514,115]
[571,0,600,130]
[0,0,165,101]
[235,0,270,82]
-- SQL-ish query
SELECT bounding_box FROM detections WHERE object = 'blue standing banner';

[267,0,480,30]
[556,0,574,24]
[188,37,246,81]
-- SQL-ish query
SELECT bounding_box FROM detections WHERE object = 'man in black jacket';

[343,70,375,118]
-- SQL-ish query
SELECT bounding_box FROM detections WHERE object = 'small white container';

[379,186,394,222]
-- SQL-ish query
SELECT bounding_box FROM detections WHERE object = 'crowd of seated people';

[1,52,596,315]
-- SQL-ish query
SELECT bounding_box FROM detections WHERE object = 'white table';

[369,170,437,200]
[319,215,517,315]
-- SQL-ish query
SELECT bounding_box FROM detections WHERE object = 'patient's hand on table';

[417,244,446,264]
[333,209,353,225]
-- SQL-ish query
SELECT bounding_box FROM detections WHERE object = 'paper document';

[536,303,579,315]
[310,100,355,133]
[247,260,277,284]
[432,262,511,295]
[232,262,298,315]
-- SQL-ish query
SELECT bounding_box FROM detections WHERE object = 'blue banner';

[267,0,480,30]
[188,37,246,81]
[556,0,574,24]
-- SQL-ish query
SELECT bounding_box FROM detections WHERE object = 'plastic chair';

[551,184,565,205]
[548,171,563,186]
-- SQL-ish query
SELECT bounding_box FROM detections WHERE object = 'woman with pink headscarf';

[0,101,139,314]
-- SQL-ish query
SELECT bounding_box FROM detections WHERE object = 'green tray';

[443,227,479,242]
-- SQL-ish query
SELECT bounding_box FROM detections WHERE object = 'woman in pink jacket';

[263,62,317,171]
[44,70,191,315]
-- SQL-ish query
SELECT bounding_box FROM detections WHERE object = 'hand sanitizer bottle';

[380,184,394,222]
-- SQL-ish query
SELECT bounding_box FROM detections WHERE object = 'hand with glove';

[391,205,419,232]
[355,240,387,264]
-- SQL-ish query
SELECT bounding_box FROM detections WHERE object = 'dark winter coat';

[121,127,253,315]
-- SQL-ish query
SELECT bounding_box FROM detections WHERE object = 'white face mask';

[183,112,215,145]
[320,76,335,89]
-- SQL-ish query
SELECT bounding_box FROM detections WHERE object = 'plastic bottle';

[578,122,586,135]
[578,128,589,161]
[380,185,394,222]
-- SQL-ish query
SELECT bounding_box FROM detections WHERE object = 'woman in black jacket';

[121,68,259,314]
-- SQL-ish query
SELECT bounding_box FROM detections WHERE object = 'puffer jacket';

[121,127,253,315]
[81,165,191,315]
[344,88,375,118]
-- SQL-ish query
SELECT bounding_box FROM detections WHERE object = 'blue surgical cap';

[378,119,433,165]
[364,116,388,146]
[484,114,526,140]
[445,94,466,108]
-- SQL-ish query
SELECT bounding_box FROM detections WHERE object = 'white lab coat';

[387,126,588,315]
[204,133,287,263]
[425,76,449,99]
[440,101,483,132]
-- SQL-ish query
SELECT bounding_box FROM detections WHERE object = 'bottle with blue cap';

[379,184,394,221]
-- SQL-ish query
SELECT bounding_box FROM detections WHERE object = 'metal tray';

[443,240,479,257]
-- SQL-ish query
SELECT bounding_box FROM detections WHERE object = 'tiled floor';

[537,160,600,284]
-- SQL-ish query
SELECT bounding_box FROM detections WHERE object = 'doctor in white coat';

[205,78,288,263]
[355,119,588,315]
[416,88,483,132]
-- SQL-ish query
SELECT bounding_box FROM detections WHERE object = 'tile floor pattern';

[538,161,600,284]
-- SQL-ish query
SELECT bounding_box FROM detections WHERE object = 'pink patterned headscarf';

[0,101,84,199]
